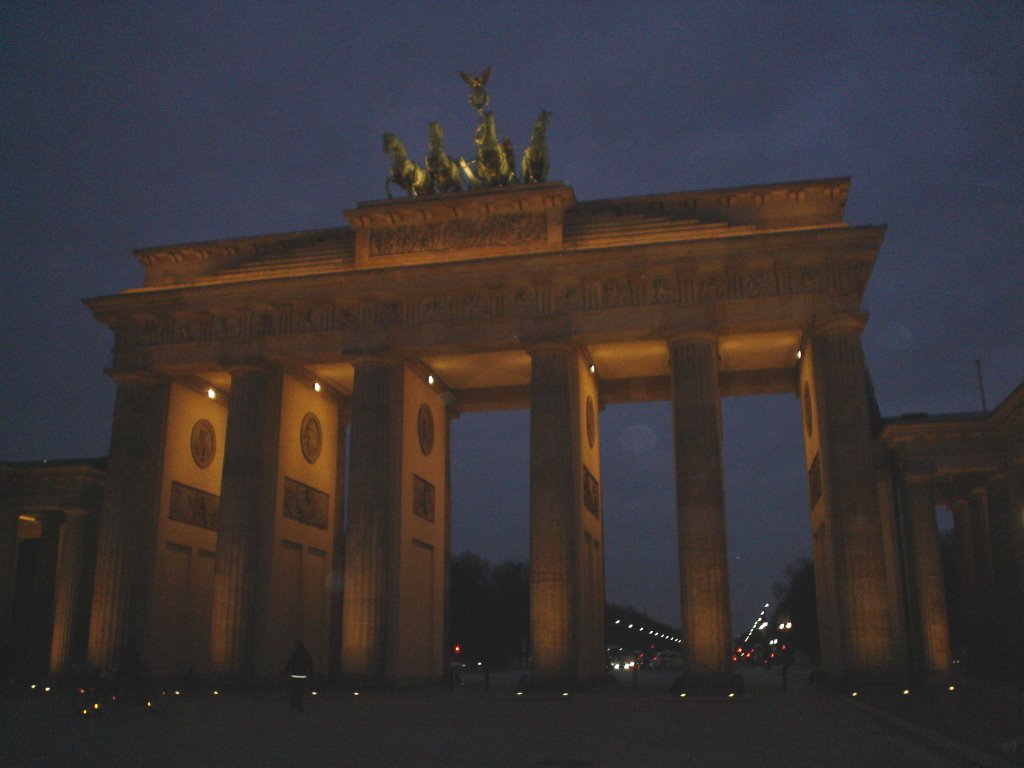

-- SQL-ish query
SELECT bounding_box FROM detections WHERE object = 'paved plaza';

[2,668,1021,767]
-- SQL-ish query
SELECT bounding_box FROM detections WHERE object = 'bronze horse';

[425,122,462,194]
[461,111,514,188]
[521,110,550,184]
[383,132,431,198]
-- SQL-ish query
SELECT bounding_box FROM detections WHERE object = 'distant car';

[608,651,641,670]
[653,651,684,670]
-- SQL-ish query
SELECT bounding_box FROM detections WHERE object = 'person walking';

[284,640,314,712]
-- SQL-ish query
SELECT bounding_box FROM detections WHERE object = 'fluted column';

[950,498,979,663]
[87,375,169,671]
[981,475,1023,677]
[341,359,403,679]
[328,400,350,682]
[967,489,999,674]
[806,316,898,680]
[900,478,951,677]
[529,344,580,682]
[670,333,732,686]
[210,368,282,676]
[49,512,90,674]
[25,513,63,678]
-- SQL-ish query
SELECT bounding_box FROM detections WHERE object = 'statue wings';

[459,66,491,89]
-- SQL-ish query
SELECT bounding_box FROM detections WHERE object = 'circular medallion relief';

[417,404,435,456]
[586,396,596,449]
[803,383,814,437]
[300,412,322,464]
[190,419,216,469]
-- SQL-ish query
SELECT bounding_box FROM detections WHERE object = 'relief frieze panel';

[648,275,680,304]
[368,212,547,257]
[282,476,329,529]
[169,481,219,531]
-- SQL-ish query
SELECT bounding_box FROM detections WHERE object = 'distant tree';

[771,557,819,664]
[449,552,528,668]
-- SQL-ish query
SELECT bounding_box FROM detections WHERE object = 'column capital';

[666,330,717,349]
[526,340,580,359]
[36,509,68,529]
[349,354,404,370]
[810,312,868,338]
[224,361,279,377]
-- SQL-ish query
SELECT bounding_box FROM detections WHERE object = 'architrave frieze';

[89,224,882,374]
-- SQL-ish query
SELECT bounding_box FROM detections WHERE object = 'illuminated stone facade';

[3,178,1018,686]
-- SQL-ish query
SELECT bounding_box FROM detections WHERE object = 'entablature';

[90,224,881,364]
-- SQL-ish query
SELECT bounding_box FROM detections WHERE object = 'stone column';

[950,497,979,664]
[443,406,456,679]
[49,512,90,675]
[341,359,403,679]
[529,344,580,683]
[983,474,1024,678]
[87,375,170,671]
[327,400,350,683]
[967,489,999,674]
[27,513,63,678]
[805,316,898,680]
[669,333,732,687]
[210,367,282,677]
[899,477,951,678]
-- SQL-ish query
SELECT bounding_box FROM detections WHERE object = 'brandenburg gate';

[80,174,916,688]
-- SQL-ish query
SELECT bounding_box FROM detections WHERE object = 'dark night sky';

[2,3,1022,636]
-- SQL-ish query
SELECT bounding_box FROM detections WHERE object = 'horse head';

[382,132,402,155]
